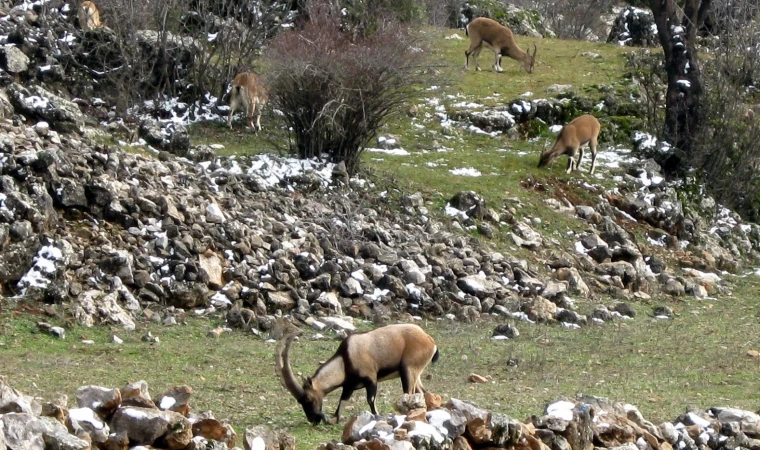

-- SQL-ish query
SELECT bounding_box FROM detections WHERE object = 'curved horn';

[275,333,305,400]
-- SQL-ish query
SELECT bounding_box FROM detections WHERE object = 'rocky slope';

[2,0,760,337]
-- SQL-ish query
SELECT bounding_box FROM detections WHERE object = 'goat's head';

[275,334,326,425]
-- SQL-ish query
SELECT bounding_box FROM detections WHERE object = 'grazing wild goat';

[464,17,537,73]
[275,323,439,425]
[538,115,601,174]
[78,1,103,31]
[227,72,268,131]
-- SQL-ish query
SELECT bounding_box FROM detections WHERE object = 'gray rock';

[0,89,14,118]
[0,381,41,415]
[49,327,65,339]
[71,290,136,331]
[8,83,85,133]
[457,274,499,297]
[445,398,488,422]
[546,84,573,94]
[338,278,363,297]
[343,411,376,444]
[492,324,519,339]
[75,386,121,417]
[1,413,44,450]
[607,7,658,47]
[55,179,88,208]
[205,203,226,224]
[36,416,90,450]
[541,280,567,298]
[488,412,522,447]
[110,406,192,446]
[139,118,165,147]
[1,45,29,73]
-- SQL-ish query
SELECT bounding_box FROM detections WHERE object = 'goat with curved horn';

[275,324,439,425]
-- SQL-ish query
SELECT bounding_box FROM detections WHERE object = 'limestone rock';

[75,385,121,418]
[110,406,192,446]
[154,385,193,416]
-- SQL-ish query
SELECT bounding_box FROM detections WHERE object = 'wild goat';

[538,114,601,174]
[275,323,439,425]
[465,17,537,74]
[78,1,103,31]
[227,72,268,131]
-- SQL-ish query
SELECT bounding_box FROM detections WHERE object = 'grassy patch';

[3,282,760,448]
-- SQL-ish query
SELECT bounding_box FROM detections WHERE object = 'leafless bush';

[689,0,760,220]
[511,0,615,40]
[73,0,282,113]
[420,0,461,27]
[625,50,666,135]
[264,1,435,175]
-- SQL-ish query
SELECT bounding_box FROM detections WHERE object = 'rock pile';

[607,7,659,47]
[0,378,294,450]
[333,392,760,450]
[0,100,756,337]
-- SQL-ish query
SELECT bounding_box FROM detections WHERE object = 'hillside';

[1,2,760,449]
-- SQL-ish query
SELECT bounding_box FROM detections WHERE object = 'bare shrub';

[264,1,435,175]
[71,0,281,113]
[509,0,615,40]
[687,0,760,219]
[625,49,666,135]
[420,0,462,27]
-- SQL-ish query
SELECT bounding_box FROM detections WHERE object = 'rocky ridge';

[335,391,760,450]
[1,0,760,336]
[0,105,758,335]
[6,377,760,450]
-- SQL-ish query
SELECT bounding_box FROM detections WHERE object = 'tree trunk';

[649,0,711,173]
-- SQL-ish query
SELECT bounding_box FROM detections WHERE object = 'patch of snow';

[246,155,335,190]
[547,401,575,421]
[444,203,469,219]
[210,291,231,307]
[366,148,410,156]
[17,245,64,293]
[160,396,177,409]
[449,167,481,177]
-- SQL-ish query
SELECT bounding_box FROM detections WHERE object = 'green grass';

[4,25,759,450]
[3,281,760,449]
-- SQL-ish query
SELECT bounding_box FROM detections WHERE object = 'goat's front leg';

[332,385,356,424]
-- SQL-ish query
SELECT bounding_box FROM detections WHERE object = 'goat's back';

[232,72,268,104]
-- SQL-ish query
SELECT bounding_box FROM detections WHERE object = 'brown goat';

[465,17,537,74]
[227,72,268,131]
[538,115,601,174]
[78,1,103,31]
[275,323,439,425]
